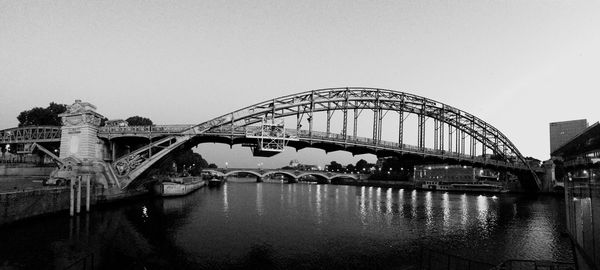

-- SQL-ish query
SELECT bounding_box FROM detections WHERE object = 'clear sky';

[1,0,599,168]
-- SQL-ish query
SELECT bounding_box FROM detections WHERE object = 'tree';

[126,116,153,126]
[170,149,210,176]
[149,149,211,177]
[355,159,369,172]
[327,161,343,172]
[346,164,355,172]
[207,163,218,169]
[17,102,67,126]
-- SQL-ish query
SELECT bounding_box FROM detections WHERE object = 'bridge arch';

[261,170,297,180]
[108,87,539,190]
[330,174,359,181]
[297,172,331,181]
[190,88,524,162]
[224,170,262,178]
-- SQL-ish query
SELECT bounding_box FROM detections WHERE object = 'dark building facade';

[550,119,588,153]
[552,122,600,270]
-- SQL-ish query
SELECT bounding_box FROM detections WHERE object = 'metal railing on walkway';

[490,260,575,270]
[419,248,494,270]
[63,252,94,270]
[418,248,576,270]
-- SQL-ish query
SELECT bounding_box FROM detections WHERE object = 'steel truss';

[189,88,526,164]
[115,87,538,189]
[0,126,61,144]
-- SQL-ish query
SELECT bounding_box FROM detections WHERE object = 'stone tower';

[58,100,105,162]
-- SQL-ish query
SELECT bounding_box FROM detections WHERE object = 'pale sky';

[1,0,599,168]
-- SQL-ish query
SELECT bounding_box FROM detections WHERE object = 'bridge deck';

[201,127,539,172]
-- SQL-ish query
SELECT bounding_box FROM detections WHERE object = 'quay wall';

[0,164,54,176]
[0,187,70,226]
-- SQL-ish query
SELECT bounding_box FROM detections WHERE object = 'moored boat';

[418,181,508,193]
[207,176,223,187]
[154,176,206,197]
[202,171,224,187]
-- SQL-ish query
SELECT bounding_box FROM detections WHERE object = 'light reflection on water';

[425,191,433,228]
[223,182,229,215]
[0,180,574,270]
[477,195,489,230]
[316,184,322,224]
[442,192,450,229]
[256,182,263,216]
[461,193,469,228]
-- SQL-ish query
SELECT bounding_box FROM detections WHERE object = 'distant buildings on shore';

[550,119,599,270]
[287,159,319,171]
[549,119,588,153]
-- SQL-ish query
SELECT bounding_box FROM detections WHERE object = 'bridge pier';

[542,160,556,192]
[48,100,124,203]
[256,176,263,183]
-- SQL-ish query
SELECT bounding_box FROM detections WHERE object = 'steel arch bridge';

[104,87,541,190]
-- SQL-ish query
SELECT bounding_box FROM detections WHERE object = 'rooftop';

[551,121,600,157]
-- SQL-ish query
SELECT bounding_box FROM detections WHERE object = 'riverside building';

[552,121,600,270]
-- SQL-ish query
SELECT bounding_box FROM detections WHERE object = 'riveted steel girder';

[117,87,538,190]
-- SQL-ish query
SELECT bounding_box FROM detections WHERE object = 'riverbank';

[336,178,416,189]
[0,183,151,227]
[0,163,55,177]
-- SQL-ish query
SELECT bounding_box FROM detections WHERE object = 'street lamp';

[225,162,228,169]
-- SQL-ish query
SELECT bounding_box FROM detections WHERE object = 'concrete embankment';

[0,184,150,226]
[0,187,71,226]
[0,164,55,177]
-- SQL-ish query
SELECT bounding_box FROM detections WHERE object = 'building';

[550,119,588,153]
[105,119,128,127]
[413,164,499,183]
[287,159,319,171]
[551,122,600,270]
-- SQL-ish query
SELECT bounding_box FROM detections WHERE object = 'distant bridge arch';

[202,168,358,182]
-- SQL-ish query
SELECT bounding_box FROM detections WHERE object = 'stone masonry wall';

[0,188,70,226]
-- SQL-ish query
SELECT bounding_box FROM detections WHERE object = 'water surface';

[0,180,573,269]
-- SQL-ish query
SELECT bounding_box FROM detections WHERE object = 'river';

[0,179,573,269]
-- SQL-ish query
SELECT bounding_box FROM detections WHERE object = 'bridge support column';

[353,108,358,139]
[58,100,105,162]
[542,160,556,192]
[256,176,263,183]
[110,141,116,162]
[418,114,425,150]
[326,104,332,136]
[51,100,122,199]
[398,111,404,147]
[461,131,466,155]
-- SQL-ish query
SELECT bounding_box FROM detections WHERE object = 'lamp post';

[442,166,447,180]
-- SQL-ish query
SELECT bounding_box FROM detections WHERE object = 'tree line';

[15,102,154,127]
[327,157,412,181]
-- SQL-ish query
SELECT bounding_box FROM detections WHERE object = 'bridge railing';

[99,125,193,135]
[203,126,527,170]
[0,126,61,143]
[563,157,600,168]
[300,130,524,169]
